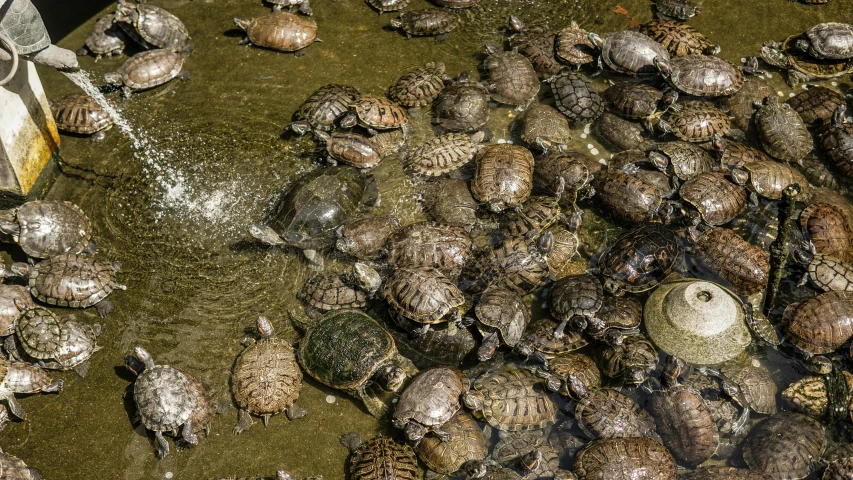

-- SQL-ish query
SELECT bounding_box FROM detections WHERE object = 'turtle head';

[537,230,554,256]
[832,104,848,128]
[711,133,726,156]
[566,374,588,399]
[354,263,381,296]
[289,121,313,136]
[792,240,817,265]
[648,151,670,173]
[114,1,138,24]
[729,167,749,186]
[9,262,30,278]
[256,316,275,338]
[759,42,788,69]
[12,297,29,313]
[516,450,542,473]
[124,353,146,376]
[275,472,295,480]
[659,90,679,111]
[133,346,156,370]
[508,15,525,33]
[587,32,605,50]
[484,44,500,56]
[653,56,672,77]
[463,460,487,479]
[377,363,405,392]
[792,37,811,54]
[456,71,471,83]
[389,17,403,29]
[0,214,18,236]
[534,137,554,152]
[404,421,427,443]
[103,72,123,86]
[462,390,485,411]
[234,17,252,32]
[339,113,358,129]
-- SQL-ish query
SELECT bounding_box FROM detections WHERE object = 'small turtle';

[290,84,360,134]
[0,449,42,480]
[545,353,600,397]
[533,150,597,207]
[592,296,642,345]
[571,381,657,439]
[658,103,733,143]
[591,112,657,152]
[731,159,811,202]
[491,430,556,475]
[383,267,465,331]
[249,166,378,271]
[693,227,769,295]
[469,286,529,361]
[406,131,484,177]
[104,49,189,98]
[315,131,383,169]
[414,411,488,477]
[798,251,853,292]
[10,253,126,317]
[0,286,29,337]
[598,225,681,295]
[679,171,748,226]
[518,104,572,151]
[550,273,603,338]
[640,20,719,57]
[432,72,491,133]
[791,22,853,60]
[754,96,813,163]
[388,62,448,112]
[760,36,853,88]
[15,318,102,377]
[500,192,566,239]
[298,262,380,313]
[231,317,306,434]
[653,0,702,20]
[514,318,588,366]
[610,151,679,198]
[114,0,193,53]
[799,202,853,262]
[547,70,603,125]
[50,93,114,142]
[298,310,415,417]
[725,76,775,133]
[544,225,580,277]
[125,347,196,459]
[787,85,846,126]
[742,303,782,347]
[341,433,421,480]
[77,14,126,60]
[508,17,561,79]
[681,467,773,480]
[649,141,717,181]
[462,365,556,431]
[422,178,479,226]
[742,412,825,480]
[720,364,778,415]
[390,8,459,41]
[335,215,401,260]
[340,97,409,133]
[0,200,93,259]
[602,82,677,121]
[366,0,409,13]
[555,21,596,68]
[392,367,467,442]
[471,144,534,213]
[460,233,553,295]
[593,169,670,225]
[588,31,670,77]
[265,0,312,15]
[394,321,477,367]
[821,104,853,184]
[781,369,852,420]
[712,135,770,169]
[482,44,540,108]
[573,437,676,480]
[654,55,743,97]
[234,12,320,56]
[595,335,658,385]
[783,290,853,355]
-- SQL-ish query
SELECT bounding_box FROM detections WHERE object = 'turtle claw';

[286,403,308,420]
[96,300,114,317]
[155,431,170,458]
[233,409,253,435]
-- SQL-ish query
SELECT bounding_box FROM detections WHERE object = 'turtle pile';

[33,0,853,477]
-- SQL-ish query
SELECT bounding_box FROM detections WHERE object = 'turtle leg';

[41,379,63,393]
[353,385,388,418]
[263,414,271,427]
[178,70,191,81]
[95,300,114,317]
[429,426,454,441]
[155,431,170,458]
[91,130,107,142]
[286,403,308,420]
[299,0,313,15]
[83,239,98,254]
[294,47,309,58]
[182,418,198,446]
[552,316,571,340]
[272,3,282,10]
[2,390,25,420]
[303,249,324,271]
[233,408,253,435]
[73,360,91,377]
[476,331,500,361]
[434,33,450,42]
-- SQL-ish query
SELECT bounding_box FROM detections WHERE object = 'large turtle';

[10,253,126,317]
[232,317,305,434]
[250,167,378,270]
[125,347,196,459]
[297,309,417,417]
[0,200,92,259]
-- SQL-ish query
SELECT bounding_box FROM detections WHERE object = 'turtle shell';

[694,228,768,295]
[520,318,588,355]
[742,412,825,480]
[575,387,657,439]
[548,71,603,124]
[82,14,125,57]
[599,225,681,293]
[414,411,487,475]
[787,86,846,126]
[800,202,853,263]
[784,290,853,355]
[573,437,676,480]
[679,171,747,226]
[799,23,853,60]
[519,104,572,149]
[245,12,317,52]
[293,84,360,132]
[50,94,113,136]
[640,20,717,57]
[367,0,409,12]
[116,49,184,91]
[549,353,600,396]
[27,253,122,309]
[388,221,472,276]
[666,104,731,142]
[662,55,743,96]
[350,97,408,130]
[550,273,603,321]
[407,133,480,177]
[232,336,301,417]
[654,0,702,20]
[3,360,59,393]
[509,26,561,79]
[755,99,813,163]
[742,160,810,201]
[778,35,853,82]
[602,83,665,120]
[599,31,669,77]
[350,437,420,480]
[394,367,466,429]
[389,62,446,107]
[12,201,92,259]
[656,141,716,179]
[15,305,61,361]
[432,75,490,132]
[134,364,195,432]
[394,8,459,36]
[298,310,394,389]
[184,372,216,435]
[483,49,540,106]
[0,450,39,480]
[721,364,777,415]
[593,170,663,224]
[471,144,534,212]
[51,320,99,370]
[462,235,551,295]
[475,287,529,347]
[384,267,464,324]
[267,166,374,251]
[0,286,30,337]
[128,3,191,52]
[807,254,853,291]
[423,178,478,226]
[647,385,718,467]
[298,273,368,311]
[681,467,774,480]
[466,366,556,431]
[555,23,595,66]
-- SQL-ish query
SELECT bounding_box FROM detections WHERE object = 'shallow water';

[4,0,853,477]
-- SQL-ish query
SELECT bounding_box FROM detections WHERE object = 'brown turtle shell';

[807,254,853,291]
[574,387,657,439]
[573,437,676,480]
[384,267,464,324]
[599,225,681,293]
[647,385,719,467]
[484,49,540,106]
[245,12,317,52]
[350,97,408,130]
[662,55,743,96]
[755,98,813,163]
[414,411,487,475]
[800,202,853,263]
[407,133,480,176]
[681,467,774,479]
[116,49,184,90]
[640,20,717,57]
[593,170,663,224]
[471,144,534,212]
[27,253,123,309]
[602,83,665,120]
[694,228,769,295]
[743,160,810,201]
[350,437,420,480]
[783,290,853,355]
[667,104,731,142]
[467,366,556,431]
[389,62,446,108]
[680,171,747,226]
[742,412,825,480]
[721,364,778,415]
[298,272,368,311]
[335,215,401,260]
[394,367,466,429]
[51,94,113,135]
[555,23,595,66]
[388,221,472,277]
[787,86,846,126]
[232,337,302,417]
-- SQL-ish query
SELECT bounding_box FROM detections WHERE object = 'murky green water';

[3,0,852,477]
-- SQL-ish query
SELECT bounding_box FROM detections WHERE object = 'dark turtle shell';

[741,159,810,201]
[787,85,846,127]
[599,225,680,294]
[423,178,478,226]
[647,385,718,467]
[388,221,473,276]
[592,112,657,152]
[111,49,184,91]
[293,84,360,132]
[665,104,731,142]
[783,290,853,355]
[573,437,676,479]
[115,2,192,52]
[508,23,561,79]
[298,310,394,389]
[602,83,665,120]
[548,71,603,124]
[388,62,447,107]
[655,141,717,179]
[755,97,813,163]
[640,20,717,57]
[654,0,702,20]
[742,412,825,480]
[800,202,853,262]
[519,318,588,355]
[574,387,657,439]
[265,167,375,251]
[350,437,420,480]
[349,97,409,130]
[519,104,572,150]
[550,273,603,321]
[533,150,597,207]
[593,170,664,224]
[465,366,556,431]
[483,49,540,106]
[232,336,301,417]
[393,8,459,37]
[681,467,774,480]
[679,171,748,226]
[596,31,670,77]
[461,235,551,295]
[821,107,853,184]
[27,253,123,309]
[135,364,194,432]
[407,132,481,176]
[51,94,113,135]
[81,14,125,58]
[414,411,487,475]
[335,215,401,260]
[694,227,768,295]
[432,74,490,132]
[384,267,464,324]
[243,12,318,52]
[658,55,743,97]
[7,200,92,259]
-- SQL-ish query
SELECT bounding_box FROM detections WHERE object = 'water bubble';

[497,138,506,144]
[832,81,838,86]
[740,57,746,63]
[777,91,784,96]
[583,124,591,134]
[765,72,773,78]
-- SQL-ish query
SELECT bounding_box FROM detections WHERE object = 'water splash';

[62,70,140,146]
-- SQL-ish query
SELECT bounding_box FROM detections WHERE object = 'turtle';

[383,267,465,332]
[570,381,657,440]
[647,377,719,467]
[406,132,483,177]
[549,273,603,338]
[598,225,681,295]
[468,286,529,361]
[462,365,556,431]
[753,95,813,163]
[387,221,473,277]
[532,150,597,207]
[490,430,555,474]
[791,23,853,60]
[212,471,309,480]
[547,70,603,125]
[593,169,670,225]
[10,302,62,363]
[432,72,491,133]
[640,20,719,57]
[649,141,717,181]
[0,358,62,421]
[10,253,126,317]
[795,250,853,292]
[760,35,853,87]
[742,302,782,347]
[821,104,853,184]
[595,335,658,385]
[234,12,320,56]
[249,166,378,271]
[11,318,102,377]
[711,135,770,169]
[297,309,415,417]
[231,317,305,434]
[50,93,114,142]
[125,346,196,459]
[543,352,600,397]
[460,233,553,295]
[365,0,409,13]
[388,62,448,113]
[470,144,534,213]
[482,44,540,108]
[653,0,702,20]
[654,55,744,97]
[590,296,643,345]
[289,84,360,135]
[719,364,778,415]
[724,76,775,133]
[602,82,677,121]
[103,49,189,98]
[339,97,409,133]
[114,0,193,52]
[591,112,657,152]
[340,433,421,480]
[731,159,811,202]
[781,369,853,420]
[681,467,774,480]
[422,178,479,226]
[392,367,467,442]
[518,104,572,152]
[783,290,853,356]
[609,151,679,199]
[799,201,853,262]
[389,9,460,41]
[431,0,479,7]
[787,85,846,126]
[693,227,769,295]
[507,16,561,79]
[265,0,313,15]
[414,411,488,477]
[658,103,733,143]
[679,171,748,226]
[77,14,126,60]
[315,131,384,169]
[555,21,596,68]
[0,286,29,338]
[335,215,401,260]
[0,200,93,259]
[514,318,589,367]
[741,412,825,480]
[572,437,676,480]
[588,31,670,77]
[0,449,42,480]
